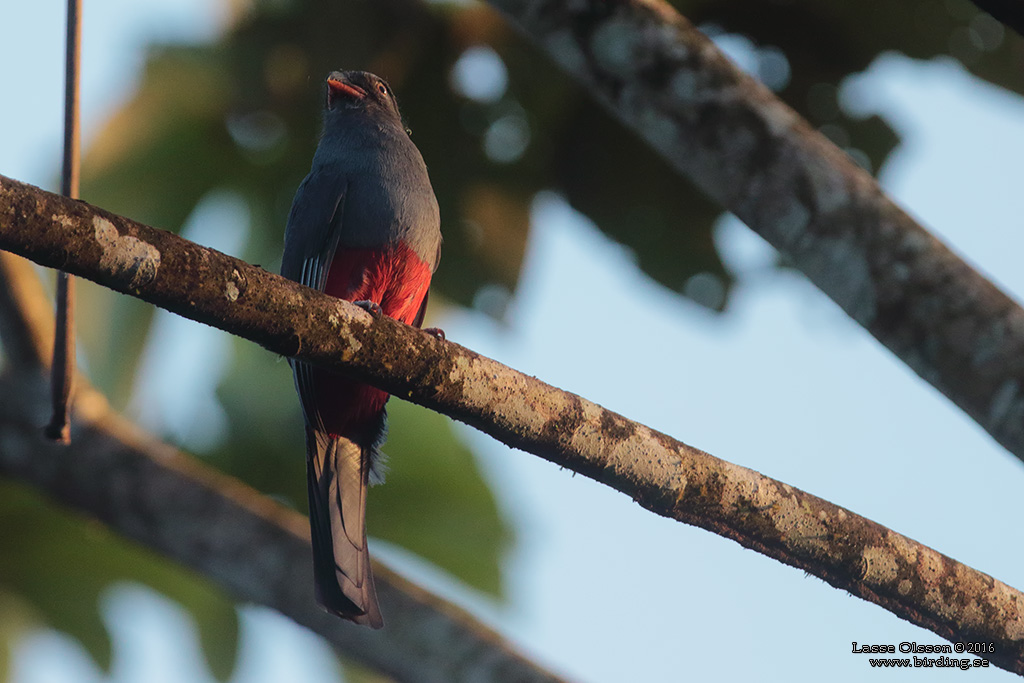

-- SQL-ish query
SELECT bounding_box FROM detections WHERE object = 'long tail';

[305,425,383,628]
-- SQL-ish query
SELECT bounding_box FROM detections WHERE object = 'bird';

[280,70,441,628]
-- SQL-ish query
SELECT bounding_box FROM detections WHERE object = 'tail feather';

[306,426,383,628]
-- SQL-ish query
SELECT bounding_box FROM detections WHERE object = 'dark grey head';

[325,70,403,124]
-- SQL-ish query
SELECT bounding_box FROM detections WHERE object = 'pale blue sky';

[2,2,1023,682]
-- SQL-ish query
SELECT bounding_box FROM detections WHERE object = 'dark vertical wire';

[46,0,81,443]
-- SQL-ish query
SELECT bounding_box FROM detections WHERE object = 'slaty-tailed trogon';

[281,70,441,628]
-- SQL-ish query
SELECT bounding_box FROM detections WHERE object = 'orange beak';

[327,78,366,108]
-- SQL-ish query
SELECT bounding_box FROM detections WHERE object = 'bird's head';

[325,70,402,123]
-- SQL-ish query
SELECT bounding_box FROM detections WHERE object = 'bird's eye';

[376,82,388,96]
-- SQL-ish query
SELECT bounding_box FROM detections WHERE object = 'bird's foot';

[354,300,383,318]
[422,327,446,341]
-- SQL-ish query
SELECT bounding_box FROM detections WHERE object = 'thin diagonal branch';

[482,0,1024,466]
[1,176,1022,674]
[0,251,568,683]
[48,0,82,443]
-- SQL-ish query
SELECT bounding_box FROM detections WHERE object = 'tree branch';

[1,175,1023,673]
[48,0,83,443]
[481,0,1024,468]
[0,250,568,683]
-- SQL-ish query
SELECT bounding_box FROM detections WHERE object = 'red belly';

[315,242,432,436]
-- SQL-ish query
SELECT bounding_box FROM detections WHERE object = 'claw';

[354,300,383,318]
[423,327,445,341]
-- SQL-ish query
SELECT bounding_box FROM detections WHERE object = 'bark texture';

[482,0,1024,466]
[1,176,1023,673]
[0,251,566,683]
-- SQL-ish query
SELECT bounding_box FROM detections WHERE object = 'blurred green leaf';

[0,589,36,682]
[341,658,395,683]
[0,479,239,680]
